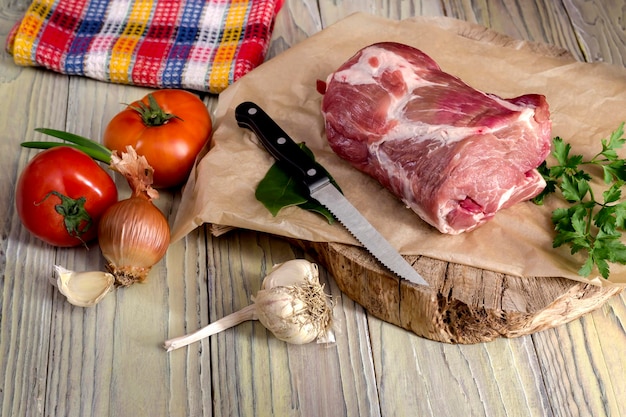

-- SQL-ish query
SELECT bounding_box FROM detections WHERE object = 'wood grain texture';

[298,241,622,343]
[1,0,625,417]
[563,0,626,66]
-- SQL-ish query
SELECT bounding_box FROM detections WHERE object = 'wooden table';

[1,1,625,416]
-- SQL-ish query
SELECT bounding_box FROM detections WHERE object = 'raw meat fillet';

[321,42,552,234]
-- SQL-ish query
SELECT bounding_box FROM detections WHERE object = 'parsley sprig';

[533,122,626,279]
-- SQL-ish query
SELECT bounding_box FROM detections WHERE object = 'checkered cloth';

[6,0,283,93]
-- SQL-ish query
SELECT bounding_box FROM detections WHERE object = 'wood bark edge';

[293,240,622,344]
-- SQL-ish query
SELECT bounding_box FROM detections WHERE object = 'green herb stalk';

[533,122,626,279]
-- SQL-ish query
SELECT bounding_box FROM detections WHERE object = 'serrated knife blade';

[235,101,429,287]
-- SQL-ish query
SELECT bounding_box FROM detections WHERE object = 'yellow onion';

[99,146,170,286]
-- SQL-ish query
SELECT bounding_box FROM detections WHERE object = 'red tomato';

[15,147,118,247]
[103,89,212,188]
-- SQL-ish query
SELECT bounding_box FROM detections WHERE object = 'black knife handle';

[235,101,330,191]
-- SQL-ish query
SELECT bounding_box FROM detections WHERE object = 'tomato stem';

[36,190,92,246]
[130,93,183,126]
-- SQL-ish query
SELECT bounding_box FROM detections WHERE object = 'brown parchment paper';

[171,13,626,286]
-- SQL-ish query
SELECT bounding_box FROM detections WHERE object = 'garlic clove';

[262,259,320,289]
[53,265,115,307]
[254,289,320,344]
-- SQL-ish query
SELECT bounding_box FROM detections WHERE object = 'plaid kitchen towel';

[6,0,284,93]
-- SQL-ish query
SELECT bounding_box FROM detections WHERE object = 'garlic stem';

[164,304,257,352]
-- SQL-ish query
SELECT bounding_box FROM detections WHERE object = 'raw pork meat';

[321,42,552,234]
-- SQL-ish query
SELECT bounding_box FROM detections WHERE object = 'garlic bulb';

[53,265,114,307]
[254,260,332,344]
[164,259,334,351]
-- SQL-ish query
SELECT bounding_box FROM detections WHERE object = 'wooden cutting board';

[294,240,623,344]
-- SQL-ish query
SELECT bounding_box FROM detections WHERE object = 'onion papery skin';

[98,196,170,287]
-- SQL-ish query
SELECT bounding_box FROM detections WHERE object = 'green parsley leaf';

[603,182,623,204]
[603,122,625,154]
[603,160,626,183]
[560,175,589,202]
[613,201,626,229]
[531,161,557,205]
[535,122,626,279]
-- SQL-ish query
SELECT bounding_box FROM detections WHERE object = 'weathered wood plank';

[39,81,177,417]
[308,2,626,417]
[532,315,624,417]
[563,0,626,66]
[0,18,72,414]
[318,0,444,24]
[202,230,382,417]
[268,0,323,58]
[370,323,555,417]
[1,0,625,417]
[444,1,626,416]
[590,297,626,416]
[443,0,581,55]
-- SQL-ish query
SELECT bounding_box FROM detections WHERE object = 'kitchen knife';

[235,101,429,287]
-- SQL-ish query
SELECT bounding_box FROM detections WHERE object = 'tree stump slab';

[295,240,622,344]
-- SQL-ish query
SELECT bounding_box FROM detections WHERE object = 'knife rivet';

[307,168,317,176]
[248,108,257,115]
[277,137,287,145]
